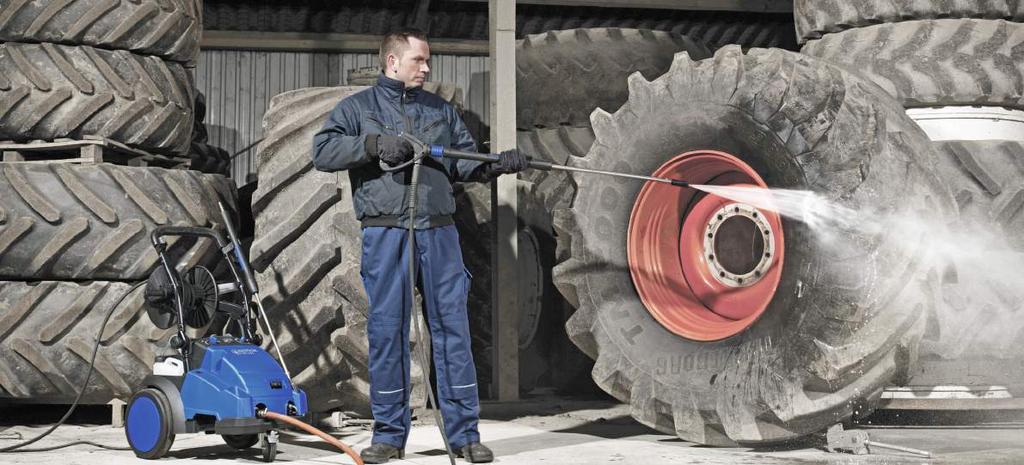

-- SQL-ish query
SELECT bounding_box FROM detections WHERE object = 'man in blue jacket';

[311,29,526,464]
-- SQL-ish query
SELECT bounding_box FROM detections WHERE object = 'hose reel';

[144,265,219,330]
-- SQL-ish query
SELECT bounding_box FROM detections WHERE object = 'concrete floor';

[1,398,1022,465]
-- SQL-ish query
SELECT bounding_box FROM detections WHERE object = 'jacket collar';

[376,74,421,100]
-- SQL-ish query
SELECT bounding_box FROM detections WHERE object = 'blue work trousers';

[360,224,481,450]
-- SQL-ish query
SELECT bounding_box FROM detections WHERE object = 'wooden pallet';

[0,136,189,169]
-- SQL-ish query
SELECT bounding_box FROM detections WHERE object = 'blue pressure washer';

[123,204,360,463]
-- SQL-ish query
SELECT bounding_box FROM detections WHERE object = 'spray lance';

[397,133,692,188]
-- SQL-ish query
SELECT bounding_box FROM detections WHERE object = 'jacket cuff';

[364,133,380,159]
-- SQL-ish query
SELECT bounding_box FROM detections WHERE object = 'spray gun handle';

[218,202,259,295]
[403,133,552,171]
[429,145,552,171]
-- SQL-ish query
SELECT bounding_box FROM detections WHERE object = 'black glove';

[492,149,529,174]
[375,134,415,167]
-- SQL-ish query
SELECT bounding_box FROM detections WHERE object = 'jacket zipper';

[401,91,414,133]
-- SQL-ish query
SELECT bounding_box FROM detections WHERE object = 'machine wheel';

[516,28,710,129]
[223,433,259,450]
[794,0,1024,42]
[0,43,194,155]
[125,388,176,459]
[260,432,277,462]
[0,163,236,280]
[553,46,952,445]
[801,19,1024,110]
[0,0,200,63]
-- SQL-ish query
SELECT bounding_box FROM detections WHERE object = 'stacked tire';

[797,0,1024,390]
[0,0,200,155]
[0,1,239,405]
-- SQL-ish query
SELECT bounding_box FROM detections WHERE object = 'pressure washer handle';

[429,145,553,171]
[218,203,259,295]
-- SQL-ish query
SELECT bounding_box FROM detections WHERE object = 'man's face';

[388,37,431,88]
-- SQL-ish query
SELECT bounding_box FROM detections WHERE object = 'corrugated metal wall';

[194,50,491,185]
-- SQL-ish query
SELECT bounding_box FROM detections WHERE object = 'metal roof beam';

[201,30,490,55]
[450,0,791,13]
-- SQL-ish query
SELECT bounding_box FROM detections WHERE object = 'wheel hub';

[627,150,784,341]
[701,202,775,289]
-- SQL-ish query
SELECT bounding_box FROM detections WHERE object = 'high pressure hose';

[382,138,459,465]
[257,410,364,464]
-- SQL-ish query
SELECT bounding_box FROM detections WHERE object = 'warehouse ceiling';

[202,0,798,50]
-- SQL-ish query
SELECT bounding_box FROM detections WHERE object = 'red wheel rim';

[627,150,784,341]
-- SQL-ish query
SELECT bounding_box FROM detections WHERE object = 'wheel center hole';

[713,215,764,275]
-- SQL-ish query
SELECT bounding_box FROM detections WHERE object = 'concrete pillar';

[489,0,518,401]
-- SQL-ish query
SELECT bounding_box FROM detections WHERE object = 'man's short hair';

[379,29,428,71]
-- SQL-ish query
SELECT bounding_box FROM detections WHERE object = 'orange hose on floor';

[258,410,364,465]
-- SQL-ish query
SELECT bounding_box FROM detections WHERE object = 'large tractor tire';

[794,0,1024,42]
[515,126,599,392]
[455,121,599,396]
[250,86,377,413]
[516,125,594,214]
[801,19,1024,110]
[934,140,1024,253]
[664,16,797,51]
[0,0,201,63]
[918,140,1024,361]
[516,28,710,129]
[553,46,952,445]
[453,180,586,395]
[0,164,235,281]
[0,43,194,155]
[0,281,211,403]
[803,19,1024,366]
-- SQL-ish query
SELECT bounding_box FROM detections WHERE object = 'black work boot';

[360,443,404,464]
[457,442,494,463]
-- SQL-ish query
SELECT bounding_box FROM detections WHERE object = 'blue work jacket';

[311,74,490,229]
